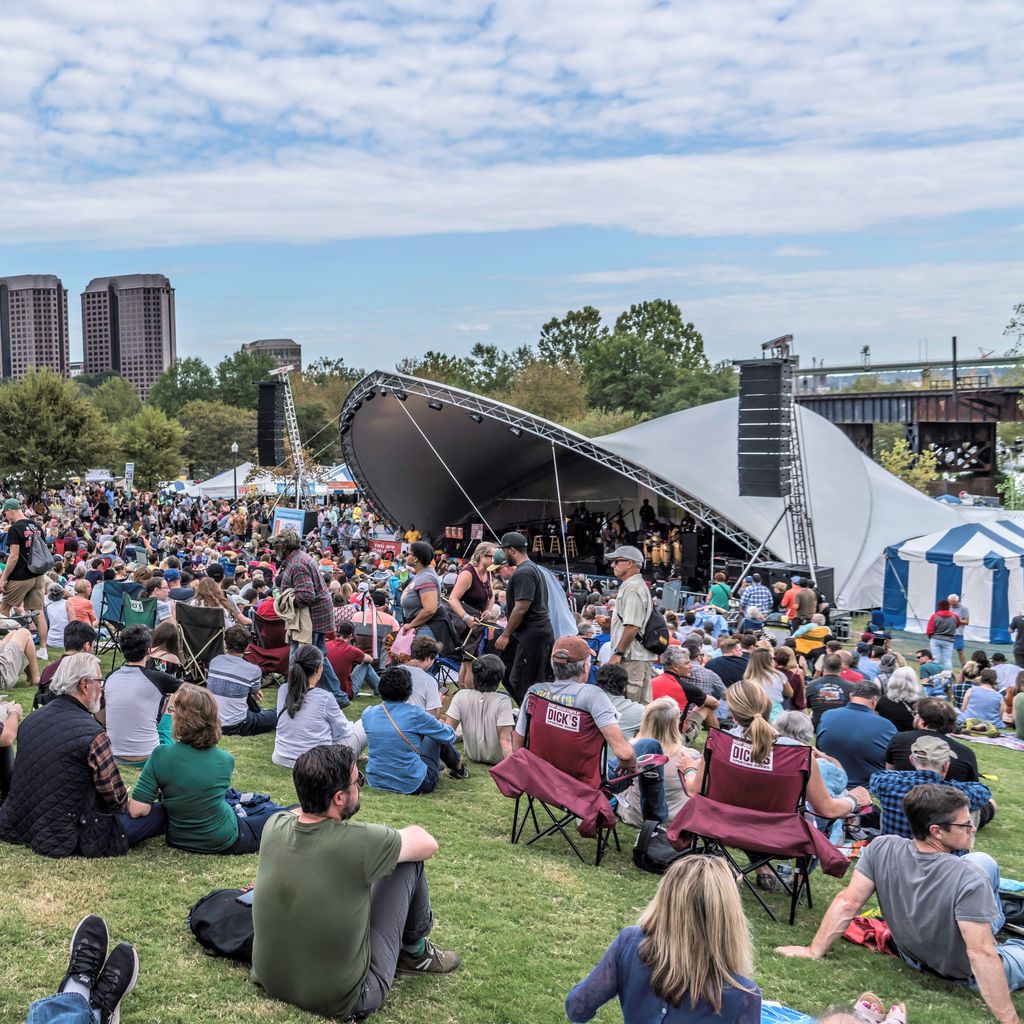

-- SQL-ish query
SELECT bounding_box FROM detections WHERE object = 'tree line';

[0,298,735,492]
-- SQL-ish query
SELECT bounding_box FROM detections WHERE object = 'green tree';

[303,356,365,384]
[563,407,642,437]
[86,375,143,423]
[115,406,186,489]
[395,351,476,390]
[75,369,121,392]
[215,350,278,409]
[878,438,939,493]
[839,373,905,393]
[612,299,704,365]
[0,370,114,491]
[505,360,588,422]
[538,306,608,366]
[295,399,341,464]
[1005,302,1024,348]
[652,360,739,416]
[467,343,533,395]
[148,357,218,415]
[177,400,257,479]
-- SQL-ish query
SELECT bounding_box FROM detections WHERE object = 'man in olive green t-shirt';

[251,744,460,1018]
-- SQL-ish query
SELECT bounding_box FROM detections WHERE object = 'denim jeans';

[26,992,96,1024]
[116,802,167,847]
[222,708,278,736]
[291,634,349,708]
[412,735,462,795]
[930,637,954,671]
[351,662,381,697]
[607,738,669,822]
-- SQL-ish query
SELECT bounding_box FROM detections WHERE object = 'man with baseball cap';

[0,498,50,659]
[606,545,656,703]
[493,532,553,705]
[513,636,668,822]
[868,734,993,839]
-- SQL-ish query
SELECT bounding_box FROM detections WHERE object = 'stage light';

[428,401,444,411]
[340,424,350,437]
[342,412,354,425]
[508,426,523,437]
[351,401,362,412]
[365,390,376,401]
[469,413,483,423]
[394,391,407,401]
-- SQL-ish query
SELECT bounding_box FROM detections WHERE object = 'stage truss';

[339,371,767,558]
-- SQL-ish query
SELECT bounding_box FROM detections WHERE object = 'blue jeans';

[291,634,349,708]
[26,992,96,1024]
[117,802,167,847]
[607,738,669,822]
[411,736,462,795]
[930,637,954,671]
[352,662,381,697]
[225,800,290,854]
[222,708,278,735]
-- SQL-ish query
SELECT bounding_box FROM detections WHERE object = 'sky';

[2,0,1022,372]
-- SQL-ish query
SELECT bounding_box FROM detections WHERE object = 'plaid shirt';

[687,663,726,700]
[868,769,990,839]
[279,549,335,635]
[739,583,774,615]
[87,733,128,813]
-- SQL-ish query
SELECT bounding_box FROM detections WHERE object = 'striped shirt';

[207,653,262,728]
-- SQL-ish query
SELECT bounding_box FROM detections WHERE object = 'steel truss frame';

[339,371,767,558]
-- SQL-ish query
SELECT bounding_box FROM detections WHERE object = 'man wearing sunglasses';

[778,783,1022,1023]
[252,743,460,1020]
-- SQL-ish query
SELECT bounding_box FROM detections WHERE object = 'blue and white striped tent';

[883,520,1024,643]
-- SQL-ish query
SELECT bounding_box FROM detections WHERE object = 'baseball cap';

[499,531,528,550]
[2,498,20,512]
[551,635,594,663]
[910,735,957,761]
[163,568,181,582]
[607,545,645,565]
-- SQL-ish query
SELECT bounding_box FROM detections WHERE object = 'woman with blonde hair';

[187,576,250,627]
[616,697,703,827]
[447,541,496,689]
[566,855,762,1022]
[743,647,791,721]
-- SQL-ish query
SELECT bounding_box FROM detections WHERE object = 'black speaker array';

[257,381,286,467]
[737,360,792,498]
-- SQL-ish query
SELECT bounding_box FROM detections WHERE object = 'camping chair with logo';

[244,611,291,686]
[96,580,145,657]
[110,595,158,669]
[175,604,226,684]
[489,693,648,866]
[666,729,850,925]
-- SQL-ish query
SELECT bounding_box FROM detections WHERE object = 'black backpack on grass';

[633,819,687,875]
[187,889,254,963]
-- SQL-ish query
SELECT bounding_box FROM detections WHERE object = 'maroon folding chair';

[489,693,644,866]
[244,611,291,685]
[666,730,849,924]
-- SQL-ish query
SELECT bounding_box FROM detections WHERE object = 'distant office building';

[68,361,84,378]
[240,338,302,370]
[82,274,176,397]
[0,275,70,380]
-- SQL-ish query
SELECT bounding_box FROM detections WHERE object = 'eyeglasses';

[939,820,976,832]
[355,770,366,788]
[85,676,104,686]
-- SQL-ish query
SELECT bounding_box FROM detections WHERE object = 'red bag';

[843,916,898,957]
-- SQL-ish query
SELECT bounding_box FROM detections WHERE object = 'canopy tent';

[186,462,279,499]
[324,463,357,492]
[883,520,1024,643]
[339,371,964,609]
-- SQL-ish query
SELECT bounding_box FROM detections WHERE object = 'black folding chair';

[175,604,226,684]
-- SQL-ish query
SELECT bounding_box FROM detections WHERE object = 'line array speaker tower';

[257,381,286,468]
[737,359,793,498]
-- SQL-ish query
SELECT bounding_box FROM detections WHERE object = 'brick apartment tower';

[82,274,176,397]
[0,275,70,379]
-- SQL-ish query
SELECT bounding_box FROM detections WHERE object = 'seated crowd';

[3,503,1024,1023]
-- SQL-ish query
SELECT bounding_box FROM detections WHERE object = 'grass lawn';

[2,653,1023,1024]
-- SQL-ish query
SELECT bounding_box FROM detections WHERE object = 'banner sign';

[124,462,135,489]
[369,539,402,558]
[470,523,484,540]
[271,506,307,537]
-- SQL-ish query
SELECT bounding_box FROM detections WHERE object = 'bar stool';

[549,535,562,556]
[565,537,579,559]
[531,535,545,555]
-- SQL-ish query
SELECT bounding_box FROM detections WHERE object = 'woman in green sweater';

[128,684,287,854]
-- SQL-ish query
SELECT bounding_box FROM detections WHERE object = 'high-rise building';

[240,338,302,370]
[82,274,176,397]
[0,275,70,380]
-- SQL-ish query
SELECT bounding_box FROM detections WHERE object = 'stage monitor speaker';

[754,561,834,607]
[737,359,793,498]
[257,381,286,467]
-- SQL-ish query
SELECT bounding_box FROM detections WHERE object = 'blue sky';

[2,0,1022,371]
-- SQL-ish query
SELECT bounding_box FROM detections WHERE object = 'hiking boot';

[395,939,461,976]
[448,763,470,780]
[58,915,109,995]
[90,942,139,1024]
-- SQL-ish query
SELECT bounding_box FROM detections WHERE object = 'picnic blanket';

[762,1003,815,1024]
[952,733,1024,751]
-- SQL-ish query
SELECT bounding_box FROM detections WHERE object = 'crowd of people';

[0,483,1022,1022]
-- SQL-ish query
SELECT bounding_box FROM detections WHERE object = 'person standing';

[926,599,959,672]
[607,545,657,705]
[948,593,971,668]
[493,532,553,705]
[0,498,50,659]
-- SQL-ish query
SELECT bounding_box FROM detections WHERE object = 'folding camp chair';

[110,595,158,669]
[666,730,850,924]
[244,611,291,685]
[489,694,645,866]
[96,580,145,657]
[175,604,226,684]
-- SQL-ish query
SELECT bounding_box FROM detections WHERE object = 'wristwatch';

[613,649,625,657]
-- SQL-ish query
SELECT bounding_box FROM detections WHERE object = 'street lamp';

[230,441,239,503]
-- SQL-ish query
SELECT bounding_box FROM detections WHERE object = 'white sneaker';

[37,647,48,660]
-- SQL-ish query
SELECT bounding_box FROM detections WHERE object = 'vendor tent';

[324,463,357,492]
[883,521,1024,643]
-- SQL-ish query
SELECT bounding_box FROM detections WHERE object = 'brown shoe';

[395,940,461,976]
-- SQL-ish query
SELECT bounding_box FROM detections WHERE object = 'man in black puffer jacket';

[0,651,166,857]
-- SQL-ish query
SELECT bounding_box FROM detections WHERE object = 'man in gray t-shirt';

[777,784,1024,1021]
